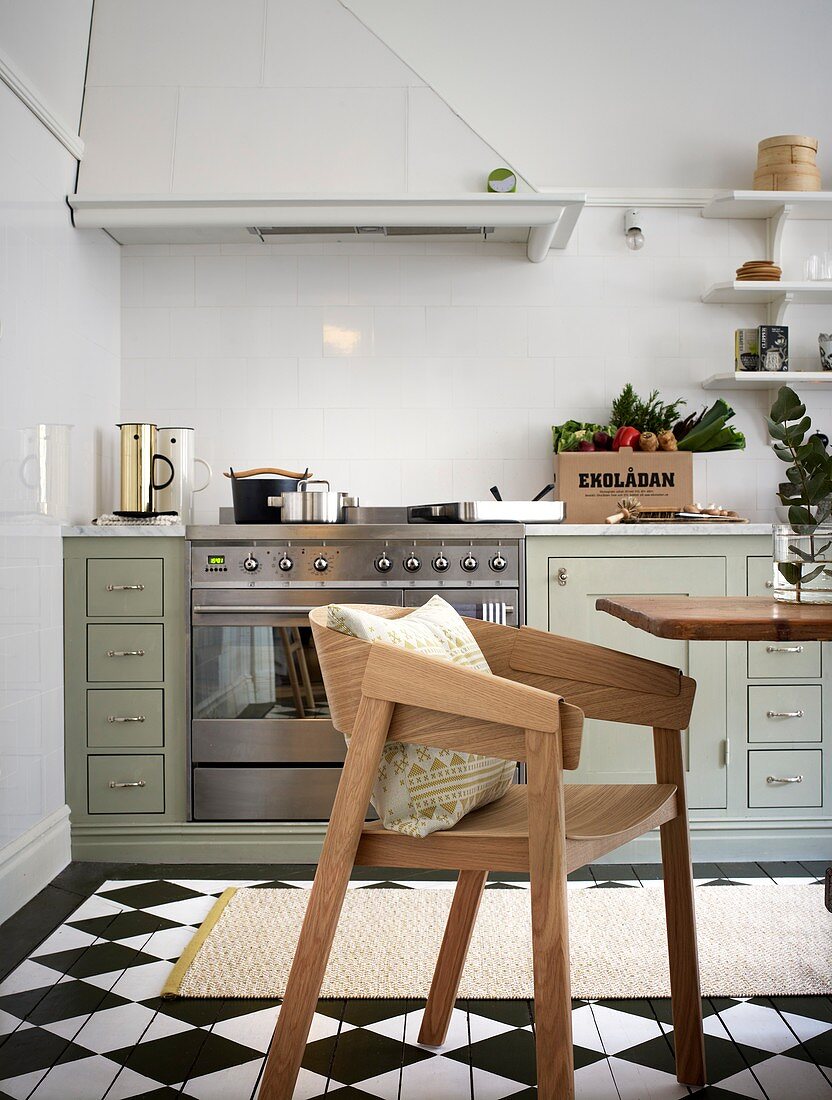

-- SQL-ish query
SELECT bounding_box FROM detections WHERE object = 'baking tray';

[408,500,565,523]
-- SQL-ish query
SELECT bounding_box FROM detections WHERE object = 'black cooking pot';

[227,467,310,523]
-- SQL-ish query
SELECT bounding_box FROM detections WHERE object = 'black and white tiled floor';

[1,861,830,1099]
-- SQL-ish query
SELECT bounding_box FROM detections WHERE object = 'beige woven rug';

[163,885,831,1001]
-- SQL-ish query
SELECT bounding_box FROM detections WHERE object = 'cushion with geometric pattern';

[326,596,516,838]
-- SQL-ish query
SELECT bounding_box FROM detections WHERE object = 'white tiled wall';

[78,0,508,195]
[0,82,121,850]
[120,207,832,524]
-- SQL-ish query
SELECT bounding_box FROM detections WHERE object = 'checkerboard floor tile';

[0,863,830,1099]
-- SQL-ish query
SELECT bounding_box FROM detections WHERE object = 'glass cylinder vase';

[772,524,832,603]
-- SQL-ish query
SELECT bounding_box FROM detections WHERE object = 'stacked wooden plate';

[736,260,781,282]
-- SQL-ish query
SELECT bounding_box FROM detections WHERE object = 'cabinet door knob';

[106,650,145,657]
[107,715,146,723]
[108,779,146,789]
[106,584,145,591]
[766,710,804,719]
[765,645,804,654]
[557,567,568,587]
[766,774,803,785]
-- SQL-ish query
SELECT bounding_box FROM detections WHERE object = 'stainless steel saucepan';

[268,479,358,523]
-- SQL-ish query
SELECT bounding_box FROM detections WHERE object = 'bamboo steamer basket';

[754,134,820,191]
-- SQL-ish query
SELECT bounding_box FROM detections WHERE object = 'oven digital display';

[207,555,225,566]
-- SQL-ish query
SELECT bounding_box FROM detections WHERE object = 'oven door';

[190,588,402,820]
[403,588,519,627]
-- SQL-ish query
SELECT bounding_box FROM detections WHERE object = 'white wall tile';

[1,82,120,852]
[195,257,246,307]
[406,86,504,192]
[349,257,401,306]
[426,307,477,356]
[321,308,373,357]
[120,213,832,513]
[87,0,265,86]
[172,87,407,194]
[78,86,178,192]
[372,307,426,356]
[298,257,349,306]
[263,0,422,88]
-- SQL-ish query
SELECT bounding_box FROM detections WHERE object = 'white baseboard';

[0,806,71,925]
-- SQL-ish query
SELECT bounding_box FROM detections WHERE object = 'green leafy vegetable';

[609,384,686,434]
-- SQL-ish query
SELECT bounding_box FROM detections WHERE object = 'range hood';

[68,193,585,261]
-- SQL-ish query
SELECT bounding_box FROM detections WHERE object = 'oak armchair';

[260,606,705,1100]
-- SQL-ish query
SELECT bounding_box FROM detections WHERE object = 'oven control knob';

[277,554,293,572]
[404,553,421,573]
[375,552,393,573]
[313,555,329,573]
[461,552,478,572]
[243,554,260,573]
[489,552,508,573]
[432,553,450,573]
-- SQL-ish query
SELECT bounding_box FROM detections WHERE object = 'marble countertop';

[525,522,773,536]
[62,524,187,537]
[63,521,773,538]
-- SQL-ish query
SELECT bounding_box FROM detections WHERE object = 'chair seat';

[355,783,678,873]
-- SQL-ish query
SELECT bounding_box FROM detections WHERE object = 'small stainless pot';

[268,479,358,523]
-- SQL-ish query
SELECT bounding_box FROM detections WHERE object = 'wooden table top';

[596,596,832,641]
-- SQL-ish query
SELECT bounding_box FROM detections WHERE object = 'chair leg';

[259,696,393,1100]
[418,869,488,1046]
[654,726,706,1087]
[526,728,574,1100]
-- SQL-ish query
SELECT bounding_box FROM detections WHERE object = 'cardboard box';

[554,447,693,523]
[758,325,789,372]
[735,328,760,372]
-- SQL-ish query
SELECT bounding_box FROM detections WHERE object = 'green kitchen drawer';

[748,684,822,743]
[748,640,821,678]
[87,754,165,814]
[87,689,164,747]
[747,749,822,808]
[87,558,163,617]
[87,624,164,682]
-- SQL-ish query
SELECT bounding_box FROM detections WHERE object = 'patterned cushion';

[326,596,516,837]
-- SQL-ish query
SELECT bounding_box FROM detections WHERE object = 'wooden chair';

[260,606,706,1100]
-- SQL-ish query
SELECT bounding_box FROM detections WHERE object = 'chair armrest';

[511,626,683,695]
[361,641,560,734]
[507,627,695,731]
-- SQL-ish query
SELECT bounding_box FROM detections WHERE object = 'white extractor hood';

[67,192,585,261]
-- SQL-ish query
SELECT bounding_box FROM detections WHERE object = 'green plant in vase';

[767,385,832,602]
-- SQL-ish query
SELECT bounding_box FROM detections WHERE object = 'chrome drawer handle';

[766,709,805,719]
[765,645,804,654]
[557,568,568,586]
[107,650,145,657]
[766,774,804,785]
[106,584,145,591]
[108,779,146,789]
[107,715,146,723]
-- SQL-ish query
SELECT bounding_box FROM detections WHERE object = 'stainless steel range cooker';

[187,523,524,821]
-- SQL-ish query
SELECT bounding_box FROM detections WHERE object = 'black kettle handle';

[152,453,175,491]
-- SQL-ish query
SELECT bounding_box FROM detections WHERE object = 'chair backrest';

[309,605,583,770]
[309,604,408,735]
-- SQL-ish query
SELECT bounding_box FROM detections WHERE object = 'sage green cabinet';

[526,532,832,860]
[86,557,163,616]
[64,537,186,849]
[88,754,165,814]
[542,552,727,809]
[87,689,164,748]
[87,624,164,682]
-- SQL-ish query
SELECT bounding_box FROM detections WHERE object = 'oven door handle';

[192,605,322,614]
